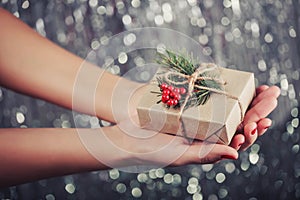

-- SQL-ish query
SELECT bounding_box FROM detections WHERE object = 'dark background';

[0,0,299,199]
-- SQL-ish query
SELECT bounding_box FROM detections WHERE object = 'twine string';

[161,63,244,122]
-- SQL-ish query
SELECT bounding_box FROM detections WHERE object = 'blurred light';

[223,0,231,8]
[109,169,120,180]
[155,168,165,178]
[289,27,297,38]
[21,0,29,9]
[198,34,209,45]
[218,188,228,198]
[154,15,164,25]
[36,18,46,36]
[221,17,230,26]
[97,6,106,15]
[123,33,136,46]
[16,112,25,124]
[291,118,299,128]
[225,162,236,173]
[292,144,299,154]
[162,3,172,13]
[137,173,148,183]
[65,183,76,194]
[172,174,182,186]
[116,183,127,193]
[91,40,100,50]
[264,33,273,43]
[251,144,260,153]
[122,15,132,25]
[89,0,97,7]
[202,164,213,172]
[215,173,226,183]
[131,187,142,198]
[208,194,218,200]
[280,76,288,91]
[291,108,298,117]
[118,52,128,64]
[232,28,241,38]
[187,184,198,194]
[232,0,241,16]
[188,177,199,186]
[163,173,173,184]
[249,152,259,164]
[258,59,267,71]
[45,194,55,200]
[193,193,203,200]
[187,0,197,6]
[131,0,141,8]
[163,12,173,23]
[197,18,206,27]
[241,161,250,171]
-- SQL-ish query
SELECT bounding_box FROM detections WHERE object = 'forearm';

[0,127,140,187]
[0,8,138,122]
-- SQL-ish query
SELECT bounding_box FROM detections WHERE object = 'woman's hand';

[96,118,239,169]
[230,85,280,151]
[94,80,280,169]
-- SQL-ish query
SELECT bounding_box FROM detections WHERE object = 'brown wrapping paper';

[137,67,255,145]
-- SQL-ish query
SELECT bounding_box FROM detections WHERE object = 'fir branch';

[155,49,223,110]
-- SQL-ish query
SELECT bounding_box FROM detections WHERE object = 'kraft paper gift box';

[137,67,255,145]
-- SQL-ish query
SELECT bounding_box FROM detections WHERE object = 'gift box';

[137,67,255,145]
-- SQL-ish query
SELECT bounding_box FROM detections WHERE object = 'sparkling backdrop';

[0,0,300,199]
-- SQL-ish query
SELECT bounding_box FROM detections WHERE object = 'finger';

[240,122,258,151]
[256,85,269,95]
[243,96,278,125]
[257,118,272,136]
[229,134,245,150]
[251,86,280,107]
[174,142,238,165]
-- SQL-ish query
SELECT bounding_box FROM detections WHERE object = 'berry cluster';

[160,83,187,107]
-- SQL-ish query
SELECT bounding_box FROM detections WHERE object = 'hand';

[230,85,280,151]
[98,82,239,169]
[95,117,238,169]
[101,82,279,168]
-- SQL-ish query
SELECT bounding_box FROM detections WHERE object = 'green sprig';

[156,49,222,109]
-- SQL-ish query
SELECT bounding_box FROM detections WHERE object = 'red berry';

[169,91,175,98]
[173,87,180,94]
[167,85,174,91]
[173,99,178,106]
[162,89,170,95]
[167,99,174,106]
[160,83,168,90]
[161,94,170,103]
[180,87,186,94]
[174,93,181,100]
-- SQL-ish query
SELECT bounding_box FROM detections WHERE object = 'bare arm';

[0,128,105,187]
[0,8,127,122]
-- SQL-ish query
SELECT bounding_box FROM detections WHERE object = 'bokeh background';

[0,0,300,199]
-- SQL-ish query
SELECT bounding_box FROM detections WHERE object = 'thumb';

[199,143,239,163]
[176,142,239,165]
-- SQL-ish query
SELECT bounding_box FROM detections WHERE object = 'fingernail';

[263,126,271,131]
[221,155,237,160]
[238,143,243,148]
[251,128,257,135]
